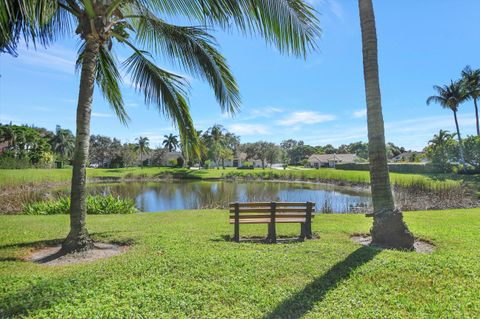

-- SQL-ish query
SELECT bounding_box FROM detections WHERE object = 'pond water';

[81,181,371,213]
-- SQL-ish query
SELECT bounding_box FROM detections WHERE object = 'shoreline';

[1,174,478,214]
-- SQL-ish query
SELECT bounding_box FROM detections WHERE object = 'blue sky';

[1,0,479,150]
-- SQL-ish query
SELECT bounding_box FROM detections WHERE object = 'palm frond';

[0,0,72,55]
[131,12,240,113]
[123,49,199,156]
[426,95,445,106]
[142,0,321,57]
[76,41,128,124]
[96,44,129,124]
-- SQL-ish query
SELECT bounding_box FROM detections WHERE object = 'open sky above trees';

[1,0,479,151]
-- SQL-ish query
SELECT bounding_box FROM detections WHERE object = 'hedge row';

[335,163,449,174]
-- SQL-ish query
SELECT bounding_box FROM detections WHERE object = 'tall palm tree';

[162,133,179,152]
[1,0,320,252]
[461,66,480,136]
[358,0,414,250]
[427,80,468,170]
[135,136,149,168]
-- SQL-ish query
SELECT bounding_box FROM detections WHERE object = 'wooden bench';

[229,202,315,243]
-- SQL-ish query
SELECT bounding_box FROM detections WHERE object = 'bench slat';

[229,218,307,224]
[229,213,315,219]
[229,208,316,213]
[229,202,315,208]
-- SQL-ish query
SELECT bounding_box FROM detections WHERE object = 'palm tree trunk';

[62,40,99,253]
[474,98,479,136]
[358,0,414,249]
[453,110,467,170]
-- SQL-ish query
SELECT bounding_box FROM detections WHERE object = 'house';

[391,152,427,163]
[307,154,358,168]
[159,151,184,167]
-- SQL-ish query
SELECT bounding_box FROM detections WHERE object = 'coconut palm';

[162,134,179,152]
[461,66,480,136]
[135,136,149,168]
[1,0,320,252]
[358,0,414,250]
[427,80,468,170]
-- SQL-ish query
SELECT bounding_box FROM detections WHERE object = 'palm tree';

[1,1,320,252]
[162,134,179,152]
[461,66,480,136]
[207,124,226,168]
[427,80,468,170]
[50,125,75,164]
[428,129,455,148]
[358,0,414,250]
[135,136,149,168]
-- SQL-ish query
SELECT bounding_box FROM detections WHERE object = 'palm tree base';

[370,209,415,250]
[61,230,94,253]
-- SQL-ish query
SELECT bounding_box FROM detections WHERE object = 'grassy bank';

[0,167,464,190]
[1,209,479,318]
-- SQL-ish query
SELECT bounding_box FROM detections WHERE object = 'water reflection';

[84,181,371,213]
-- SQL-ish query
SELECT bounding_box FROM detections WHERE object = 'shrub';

[22,195,138,215]
[0,156,32,169]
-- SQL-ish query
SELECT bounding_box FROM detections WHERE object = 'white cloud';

[277,111,336,126]
[228,123,270,136]
[233,106,283,121]
[307,0,345,21]
[91,112,113,118]
[352,109,367,118]
[15,44,76,74]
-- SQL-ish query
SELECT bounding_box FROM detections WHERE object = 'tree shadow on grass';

[0,238,64,250]
[262,246,380,319]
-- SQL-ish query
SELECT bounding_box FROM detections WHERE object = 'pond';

[81,181,371,213]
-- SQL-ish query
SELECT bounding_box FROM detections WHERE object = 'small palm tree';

[1,0,320,252]
[162,134,179,152]
[428,129,455,148]
[427,80,468,169]
[358,0,414,249]
[51,125,75,164]
[461,66,480,136]
[135,136,149,168]
[207,124,226,168]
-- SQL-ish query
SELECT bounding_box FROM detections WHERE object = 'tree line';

[1,122,414,169]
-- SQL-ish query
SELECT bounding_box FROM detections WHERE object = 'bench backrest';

[229,202,315,220]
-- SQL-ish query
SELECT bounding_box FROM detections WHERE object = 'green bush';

[0,156,33,169]
[22,195,138,215]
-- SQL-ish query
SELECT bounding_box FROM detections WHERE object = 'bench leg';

[267,223,277,243]
[300,223,306,240]
[306,220,312,239]
[234,222,240,242]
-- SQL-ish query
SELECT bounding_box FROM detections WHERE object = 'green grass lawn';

[1,209,479,318]
[0,167,463,191]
